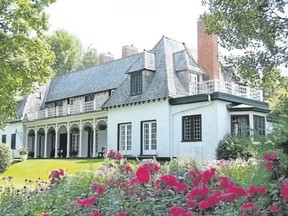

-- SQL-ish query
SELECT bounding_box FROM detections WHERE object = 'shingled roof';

[45,54,141,102]
[103,36,203,107]
[43,36,203,108]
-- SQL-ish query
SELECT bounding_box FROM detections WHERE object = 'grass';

[0,158,104,188]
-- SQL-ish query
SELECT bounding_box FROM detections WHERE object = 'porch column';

[79,128,83,157]
[54,131,58,158]
[34,132,38,158]
[25,130,28,148]
[67,130,70,157]
[44,131,48,158]
[92,127,96,157]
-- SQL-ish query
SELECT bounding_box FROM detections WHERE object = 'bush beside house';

[0,142,13,173]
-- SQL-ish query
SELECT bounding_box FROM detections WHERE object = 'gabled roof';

[103,36,203,107]
[45,54,141,102]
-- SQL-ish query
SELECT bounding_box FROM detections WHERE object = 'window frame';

[141,120,157,155]
[130,72,142,95]
[11,133,16,150]
[253,115,266,138]
[182,115,202,142]
[2,135,6,143]
[231,115,250,137]
[118,123,132,154]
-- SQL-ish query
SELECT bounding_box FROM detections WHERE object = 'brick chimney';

[122,45,138,58]
[197,19,220,80]
[99,52,114,64]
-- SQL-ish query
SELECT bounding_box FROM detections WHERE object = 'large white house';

[0,21,269,160]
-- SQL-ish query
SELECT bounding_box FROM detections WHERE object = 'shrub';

[0,142,13,173]
[216,136,253,160]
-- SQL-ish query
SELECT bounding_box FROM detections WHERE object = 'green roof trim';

[211,92,269,109]
[169,94,209,105]
[169,92,270,111]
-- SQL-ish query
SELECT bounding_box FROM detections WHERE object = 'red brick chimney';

[122,45,138,58]
[99,52,114,64]
[197,19,220,80]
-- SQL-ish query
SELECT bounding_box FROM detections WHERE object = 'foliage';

[48,30,99,75]
[202,0,288,89]
[0,143,13,173]
[82,45,99,68]
[48,29,83,75]
[18,146,28,155]
[0,0,55,128]
[216,136,254,160]
[1,150,288,215]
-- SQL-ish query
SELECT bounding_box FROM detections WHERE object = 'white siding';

[0,122,24,157]
[107,100,170,157]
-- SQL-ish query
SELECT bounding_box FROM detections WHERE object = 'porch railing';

[25,100,103,121]
[190,80,263,101]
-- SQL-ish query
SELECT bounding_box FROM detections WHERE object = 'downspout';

[169,94,212,160]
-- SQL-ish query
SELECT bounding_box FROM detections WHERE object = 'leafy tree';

[82,45,98,68]
[201,0,287,89]
[48,29,83,75]
[0,0,55,128]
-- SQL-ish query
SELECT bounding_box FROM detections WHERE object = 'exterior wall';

[171,100,229,160]
[0,122,24,157]
[107,99,170,157]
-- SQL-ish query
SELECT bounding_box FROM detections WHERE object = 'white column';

[79,128,83,157]
[44,131,48,158]
[55,131,58,158]
[92,127,96,157]
[34,132,38,158]
[25,130,28,149]
[67,130,70,157]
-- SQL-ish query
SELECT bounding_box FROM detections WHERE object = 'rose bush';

[1,149,288,215]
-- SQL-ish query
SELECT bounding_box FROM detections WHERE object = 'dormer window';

[131,72,142,95]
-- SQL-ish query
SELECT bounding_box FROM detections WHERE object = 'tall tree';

[82,45,98,68]
[201,0,287,89]
[48,30,83,75]
[0,0,55,128]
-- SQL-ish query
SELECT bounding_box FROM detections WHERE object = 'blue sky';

[47,0,206,58]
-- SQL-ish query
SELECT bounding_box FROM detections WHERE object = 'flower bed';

[1,149,288,215]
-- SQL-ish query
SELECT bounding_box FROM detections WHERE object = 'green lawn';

[0,158,104,188]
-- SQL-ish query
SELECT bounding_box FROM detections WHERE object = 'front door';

[142,121,157,155]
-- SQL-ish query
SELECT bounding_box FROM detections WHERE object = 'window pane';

[231,115,249,137]
[254,115,265,138]
[2,135,6,143]
[182,115,202,141]
[193,116,202,140]
[119,123,132,152]
[11,134,16,149]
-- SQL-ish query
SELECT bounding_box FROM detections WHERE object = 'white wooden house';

[0,20,269,160]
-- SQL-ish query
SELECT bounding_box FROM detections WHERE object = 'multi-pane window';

[71,134,79,152]
[119,123,132,153]
[231,115,250,137]
[182,115,202,141]
[2,135,6,143]
[131,72,142,95]
[142,121,157,151]
[11,134,16,149]
[253,115,265,137]
[54,100,63,107]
